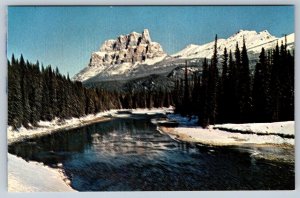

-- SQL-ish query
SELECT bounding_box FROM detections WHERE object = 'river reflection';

[8,116,294,191]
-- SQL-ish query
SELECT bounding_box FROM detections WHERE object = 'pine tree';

[191,72,201,115]
[270,43,281,121]
[19,55,31,127]
[8,55,23,128]
[286,49,294,120]
[218,47,229,123]
[239,37,252,122]
[226,50,239,122]
[11,53,17,65]
[183,60,190,115]
[278,40,294,121]
[198,58,209,127]
[207,34,219,126]
[253,47,271,122]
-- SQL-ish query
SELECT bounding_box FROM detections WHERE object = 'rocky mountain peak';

[72,29,167,81]
[142,29,151,42]
[89,29,165,67]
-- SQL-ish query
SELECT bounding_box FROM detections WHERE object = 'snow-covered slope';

[73,29,294,83]
[172,30,294,59]
[8,154,75,192]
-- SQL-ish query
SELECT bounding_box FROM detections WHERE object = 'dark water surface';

[8,116,294,191]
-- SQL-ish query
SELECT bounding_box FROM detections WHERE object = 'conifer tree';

[253,48,270,122]
[207,34,219,125]
[218,47,229,123]
[19,55,31,126]
[226,50,239,122]
[270,43,281,121]
[198,58,209,127]
[8,56,23,128]
[239,37,252,122]
[183,60,190,115]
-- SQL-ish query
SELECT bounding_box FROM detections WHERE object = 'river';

[8,115,294,191]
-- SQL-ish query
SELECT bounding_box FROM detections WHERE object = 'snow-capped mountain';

[73,29,294,83]
[172,30,294,59]
[73,29,167,81]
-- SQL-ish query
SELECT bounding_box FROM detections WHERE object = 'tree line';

[175,35,294,127]
[8,54,174,129]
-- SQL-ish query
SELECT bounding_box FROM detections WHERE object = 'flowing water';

[8,115,294,191]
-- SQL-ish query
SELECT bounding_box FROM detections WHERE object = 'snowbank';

[159,126,294,146]
[132,106,174,115]
[7,111,114,145]
[8,154,75,192]
[7,107,174,192]
[160,114,294,146]
[8,107,174,144]
[213,121,294,138]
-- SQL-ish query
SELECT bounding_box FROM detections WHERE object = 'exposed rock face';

[89,29,166,67]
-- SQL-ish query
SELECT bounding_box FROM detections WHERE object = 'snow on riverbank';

[213,121,294,137]
[160,126,294,146]
[8,154,75,192]
[7,107,173,192]
[7,107,174,145]
[161,114,294,146]
[8,111,112,145]
[132,107,174,115]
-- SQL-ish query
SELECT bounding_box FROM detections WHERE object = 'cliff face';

[89,29,166,67]
[73,29,167,81]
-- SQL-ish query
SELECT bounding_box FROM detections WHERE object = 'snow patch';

[131,106,174,115]
[169,127,294,146]
[8,154,75,192]
[213,121,294,137]
[159,114,294,146]
[7,111,115,144]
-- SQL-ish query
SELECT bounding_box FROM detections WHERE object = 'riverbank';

[7,107,174,192]
[7,107,174,145]
[8,153,76,192]
[158,125,294,146]
[7,112,112,145]
[158,114,294,147]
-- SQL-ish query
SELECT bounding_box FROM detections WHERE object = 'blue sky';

[7,6,294,77]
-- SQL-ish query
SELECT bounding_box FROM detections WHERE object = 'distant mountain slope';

[73,29,294,83]
[172,30,294,59]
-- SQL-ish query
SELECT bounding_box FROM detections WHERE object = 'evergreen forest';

[8,35,294,129]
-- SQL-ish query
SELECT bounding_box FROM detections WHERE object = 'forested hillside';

[8,55,174,129]
[8,55,122,129]
[175,35,294,127]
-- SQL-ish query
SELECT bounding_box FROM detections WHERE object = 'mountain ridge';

[171,30,294,59]
[73,29,294,82]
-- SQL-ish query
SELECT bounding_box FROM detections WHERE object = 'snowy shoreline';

[8,153,76,192]
[158,114,295,147]
[7,107,174,145]
[7,109,294,192]
[213,121,294,138]
[8,112,112,145]
[7,107,174,192]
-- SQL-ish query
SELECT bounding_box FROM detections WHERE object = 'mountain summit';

[73,29,167,81]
